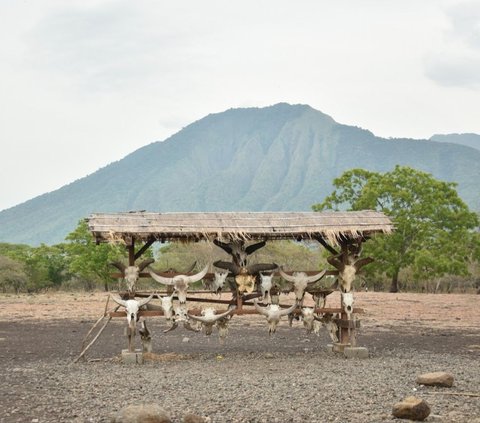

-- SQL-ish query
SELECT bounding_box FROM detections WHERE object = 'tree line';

[1,166,479,294]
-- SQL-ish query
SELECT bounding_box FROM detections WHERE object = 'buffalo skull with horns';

[149,265,209,304]
[110,294,154,351]
[278,268,327,302]
[187,307,236,336]
[110,259,155,294]
[327,241,373,293]
[254,300,298,335]
[213,239,266,267]
[213,261,277,294]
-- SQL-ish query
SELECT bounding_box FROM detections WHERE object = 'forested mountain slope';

[1,103,479,245]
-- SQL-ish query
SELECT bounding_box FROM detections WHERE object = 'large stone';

[416,371,454,387]
[111,404,171,423]
[392,396,431,421]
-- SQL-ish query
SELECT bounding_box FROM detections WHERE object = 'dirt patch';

[0,292,479,423]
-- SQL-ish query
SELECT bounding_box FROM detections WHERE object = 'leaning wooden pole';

[80,304,120,354]
[74,315,113,363]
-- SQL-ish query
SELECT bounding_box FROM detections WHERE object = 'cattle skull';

[163,306,200,333]
[301,307,316,333]
[212,271,229,294]
[156,292,175,320]
[149,264,209,304]
[213,239,266,267]
[138,320,152,353]
[312,292,327,309]
[259,272,274,303]
[110,294,154,331]
[254,300,298,335]
[279,268,327,301]
[216,310,234,344]
[327,245,373,293]
[235,272,256,294]
[110,258,155,294]
[214,261,277,295]
[188,307,236,336]
[341,292,355,319]
[316,313,339,343]
[325,320,339,343]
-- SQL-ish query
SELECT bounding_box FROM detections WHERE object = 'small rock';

[416,372,454,387]
[111,403,171,423]
[392,396,431,421]
[182,337,190,343]
[264,352,274,359]
[183,413,206,423]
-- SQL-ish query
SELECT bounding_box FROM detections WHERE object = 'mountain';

[430,133,480,151]
[1,103,480,245]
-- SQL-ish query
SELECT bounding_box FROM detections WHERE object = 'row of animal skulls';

[110,289,353,345]
[111,257,368,301]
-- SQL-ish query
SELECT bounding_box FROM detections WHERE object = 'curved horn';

[278,301,299,317]
[248,263,278,275]
[183,264,209,284]
[305,269,327,284]
[213,260,239,274]
[138,258,155,272]
[245,240,266,255]
[278,267,298,283]
[110,261,126,272]
[213,239,233,254]
[354,257,374,271]
[148,270,175,285]
[184,261,197,274]
[189,307,236,323]
[137,294,154,308]
[327,256,345,271]
[253,300,270,317]
[110,294,127,307]
[163,322,178,333]
[187,313,209,323]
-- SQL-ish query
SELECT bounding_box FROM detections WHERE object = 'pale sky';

[1,0,479,212]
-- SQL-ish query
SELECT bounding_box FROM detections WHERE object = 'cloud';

[25,2,204,91]
[425,1,480,88]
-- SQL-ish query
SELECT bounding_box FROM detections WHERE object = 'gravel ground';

[0,292,479,423]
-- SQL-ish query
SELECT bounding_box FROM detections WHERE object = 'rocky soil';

[0,292,479,423]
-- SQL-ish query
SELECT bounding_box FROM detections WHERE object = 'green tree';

[65,220,125,291]
[0,255,29,293]
[0,242,32,262]
[313,166,479,292]
[23,244,70,291]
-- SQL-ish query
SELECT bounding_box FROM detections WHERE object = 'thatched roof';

[87,211,393,246]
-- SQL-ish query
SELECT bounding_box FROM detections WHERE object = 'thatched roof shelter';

[87,211,393,246]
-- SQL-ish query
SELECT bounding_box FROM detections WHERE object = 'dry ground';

[0,291,479,422]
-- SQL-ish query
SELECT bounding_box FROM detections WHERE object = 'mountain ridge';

[1,103,479,245]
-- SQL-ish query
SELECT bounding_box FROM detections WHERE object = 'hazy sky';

[1,0,479,211]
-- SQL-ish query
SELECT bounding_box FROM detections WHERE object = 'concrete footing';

[332,343,350,353]
[343,346,369,359]
[121,349,144,364]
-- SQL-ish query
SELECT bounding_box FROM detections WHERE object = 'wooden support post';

[134,237,155,261]
[127,240,135,266]
[236,292,243,311]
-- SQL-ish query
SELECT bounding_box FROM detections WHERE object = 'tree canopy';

[312,165,479,292]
